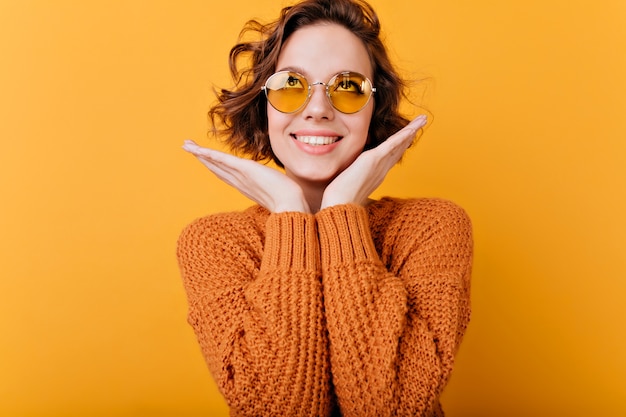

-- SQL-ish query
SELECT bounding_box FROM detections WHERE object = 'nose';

[302,82,334,120]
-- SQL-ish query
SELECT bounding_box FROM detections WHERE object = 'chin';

[287,167,339,185]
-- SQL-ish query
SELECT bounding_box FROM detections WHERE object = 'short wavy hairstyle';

[208,0,411,166]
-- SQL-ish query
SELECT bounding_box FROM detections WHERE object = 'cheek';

[267,107,289,138]
[354,107,374,146]
[266,108,292,162]
[267,106,277,134]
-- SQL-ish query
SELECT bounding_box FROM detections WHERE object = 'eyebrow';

[275,65,309,75]
[274,66,362,81]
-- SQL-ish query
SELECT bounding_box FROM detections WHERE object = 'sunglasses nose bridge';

[309,81,329,94]
[308,81,333,106]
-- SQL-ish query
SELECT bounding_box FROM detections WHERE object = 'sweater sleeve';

[177,211,333,417]
[316,200,473,417]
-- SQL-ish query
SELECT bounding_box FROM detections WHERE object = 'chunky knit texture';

[177,197,473,417]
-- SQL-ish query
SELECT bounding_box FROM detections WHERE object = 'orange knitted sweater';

[177,197,473,417]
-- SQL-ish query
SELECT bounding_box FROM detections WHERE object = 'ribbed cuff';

[261,212,319,270]
[316,204,379,266]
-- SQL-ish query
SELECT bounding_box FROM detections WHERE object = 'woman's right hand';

[183,140,310,213]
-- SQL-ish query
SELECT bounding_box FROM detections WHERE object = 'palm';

[183,140,310,213]
[321,115,427,209]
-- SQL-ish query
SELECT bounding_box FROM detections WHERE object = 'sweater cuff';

[261,212,319,271]
[316,204,379,265]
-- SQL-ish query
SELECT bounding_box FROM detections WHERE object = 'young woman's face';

[267,23,374,187]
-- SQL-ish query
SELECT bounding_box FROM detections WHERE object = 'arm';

[177,211,333,416]
[316,200,473,417]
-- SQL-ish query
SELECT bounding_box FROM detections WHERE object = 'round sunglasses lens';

[265,72,308,113]
[328,72,372,114]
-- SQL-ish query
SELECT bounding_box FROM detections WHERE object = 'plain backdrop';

[1,0,625,416]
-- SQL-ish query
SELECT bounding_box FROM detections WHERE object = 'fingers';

[182,139,200,152]
[182,140,220,160]
[183,141,244,173]
[182,140,235,179]
[377,114,427,151]
[394,114,428,147]
[406,114,428,132]
[370,115,427,165]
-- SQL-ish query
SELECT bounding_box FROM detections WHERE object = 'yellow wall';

[1,0,624,416]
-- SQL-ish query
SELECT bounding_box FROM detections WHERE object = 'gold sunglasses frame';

[261,70,376,114]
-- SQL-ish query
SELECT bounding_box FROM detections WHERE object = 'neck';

[289,176,376,214]
[298,180,326,214]
[284,170,328,214]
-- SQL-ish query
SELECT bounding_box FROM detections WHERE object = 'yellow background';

[1,0,625,416]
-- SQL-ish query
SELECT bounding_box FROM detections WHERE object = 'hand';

[182,140,311,213]
[320,115,428,210]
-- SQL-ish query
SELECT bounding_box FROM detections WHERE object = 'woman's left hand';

[320,115,427,210]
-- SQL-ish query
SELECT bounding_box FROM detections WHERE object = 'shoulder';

[368,197,472,262]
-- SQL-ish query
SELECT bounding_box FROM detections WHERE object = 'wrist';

[320,192,361,211]
[274,193,311,214]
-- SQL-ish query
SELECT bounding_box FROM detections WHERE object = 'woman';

[177,0,473,415]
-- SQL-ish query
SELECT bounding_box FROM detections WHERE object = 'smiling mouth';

[291,134,342,146]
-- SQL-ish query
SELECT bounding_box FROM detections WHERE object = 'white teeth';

[295,136,340,146]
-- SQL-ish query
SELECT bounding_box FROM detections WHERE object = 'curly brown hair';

[208,0,411,166]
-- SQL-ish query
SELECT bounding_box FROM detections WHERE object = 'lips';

[292,134,342,146]
[290,127,344,148]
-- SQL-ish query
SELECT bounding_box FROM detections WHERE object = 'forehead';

[276,23,373,79]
